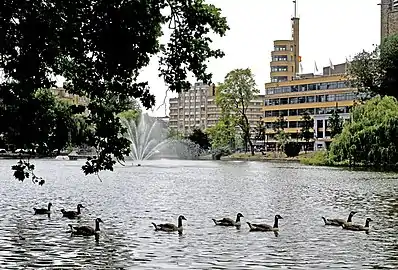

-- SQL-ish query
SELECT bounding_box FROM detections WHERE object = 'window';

[326,94,335,101]
[273,55,288,61]
[306,96,315,103]
[273,76,288,82]
[300,84,307,91]
[274,45,287,51]
[317,120,323,128]
[271,66,288,72]
[289,109,298,116]
[290,97,298,104]
[280,110,288,116]
[316,95,325,102]
[328,82,338,89]
[308,83,319,91]
[280,98,288,104]
[271,111,279,117]
[337,81,347,88]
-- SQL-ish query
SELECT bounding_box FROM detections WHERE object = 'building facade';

[263,64,356,150]
[270,10,300,83]
[50,87,89,106]
[168,82,264,135]
[381,0,398,42]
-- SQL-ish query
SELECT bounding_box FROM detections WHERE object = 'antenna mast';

[293,0,297,18]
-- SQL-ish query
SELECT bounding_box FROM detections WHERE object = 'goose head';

[237,213,244,218]
[48,203,53,208]
[366,218,373,222]
[178,215,187,221]
[275,214,283,219]
[77,204,85,209]
[349,211,357,216]
[96,218,104,224]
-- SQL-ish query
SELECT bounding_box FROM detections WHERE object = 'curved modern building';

[270,6,300,83]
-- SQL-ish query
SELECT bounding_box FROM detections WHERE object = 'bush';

[284,142,301,157]
[299,151,330,166]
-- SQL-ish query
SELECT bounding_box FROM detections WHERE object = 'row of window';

[271,76,289,83]
[264,93,356,106]
[266,81,348,95]
[274,45,293,51]
[264,106,351,118]
[272,55,294,62]
[271,66,291,72]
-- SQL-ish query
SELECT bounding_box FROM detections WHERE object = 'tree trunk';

[248,135,255,155]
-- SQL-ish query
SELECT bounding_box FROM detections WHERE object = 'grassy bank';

[223,152,301,162]
[223,151,334,165]
[297,151,331,166]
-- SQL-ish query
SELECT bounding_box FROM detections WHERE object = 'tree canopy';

[329,96,398,168]
[0,0,229,183]
[206,116,235,150]
[328,109,343,138]
[188,128,210,150]
[215,68,259,155]
[300,111,313,153]
[348,34,398,100]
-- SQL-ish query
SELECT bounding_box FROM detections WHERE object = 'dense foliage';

[188,128,210,150]
[348,34,398,100]
[215,68,259,155]
[255,118,266,149]
[284,142,301,157]
[300,111,314,153]
[329,96,398,168]
[273,115,288,152]
[206,116,235,150]
[0,0,229,183]
[328,109,343,138]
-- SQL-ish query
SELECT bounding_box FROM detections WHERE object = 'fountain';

[120,114,202,162]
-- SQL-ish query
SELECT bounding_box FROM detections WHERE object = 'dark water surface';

[0,159,397,269]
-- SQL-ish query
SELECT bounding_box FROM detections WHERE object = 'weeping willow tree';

[329,96,398,168]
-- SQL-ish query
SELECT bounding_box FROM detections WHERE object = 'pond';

[0,159,397,269]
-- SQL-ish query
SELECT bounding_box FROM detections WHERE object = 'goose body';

[247,214,283,232]
[33,203,52,215]
[343,218,373,232]
[212,213,244,226]
[152,215,186,232]
[69,218,103,236]
[61,204,85,219]
[322,211,357,226]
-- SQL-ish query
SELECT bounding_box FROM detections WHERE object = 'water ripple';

[0,159,397,269]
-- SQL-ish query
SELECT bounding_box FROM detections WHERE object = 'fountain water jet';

[120,114,170,161]
[120,114,203,161]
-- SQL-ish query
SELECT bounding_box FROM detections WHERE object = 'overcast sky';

[137,0,380,116]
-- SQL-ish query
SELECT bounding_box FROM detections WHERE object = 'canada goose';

[61,204,85,219]
[152,215,186,233]
[322,211,357,226]
[69,218,103,236]
[33,203,52,215]
[212,213,244,226]
[247,214,283,232]
[342,218,373,232]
